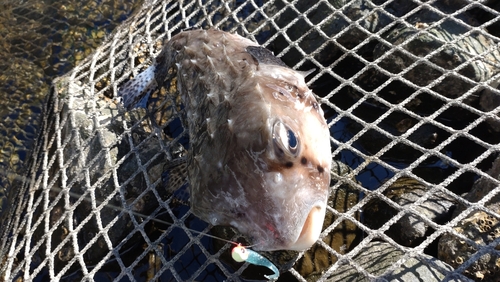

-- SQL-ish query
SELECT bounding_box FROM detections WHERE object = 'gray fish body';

[119,29,331,251]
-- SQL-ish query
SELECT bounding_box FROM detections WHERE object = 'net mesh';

[2,0,500,281]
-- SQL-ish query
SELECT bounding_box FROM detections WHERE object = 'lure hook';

[231,244,279,281]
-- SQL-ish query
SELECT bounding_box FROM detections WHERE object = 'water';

[0,0,143,217]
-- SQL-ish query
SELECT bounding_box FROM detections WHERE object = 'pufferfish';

[118,29,331,251]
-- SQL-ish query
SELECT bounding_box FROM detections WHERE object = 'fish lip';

[287,201,327,251]
[246,201,327,252]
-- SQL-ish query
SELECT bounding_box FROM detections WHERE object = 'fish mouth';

[287,203,326,251]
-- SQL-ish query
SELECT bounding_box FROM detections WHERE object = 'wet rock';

[345,109,448,163]
[31,77,172,274]
[336,0,500,138]
[463,156,500,205]
[325,241,471,281]
[470,0,500,39]
[438,156,500,281]
[480,87,500,132]
[364,177,457,246]
[374,20,500,97]
[368,13,500,133]
[269,0,394,68]
[438,211,500,281]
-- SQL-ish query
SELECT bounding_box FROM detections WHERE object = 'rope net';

[2,0,500,281]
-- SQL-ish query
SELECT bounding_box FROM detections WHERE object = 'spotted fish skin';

[118,29,331,251]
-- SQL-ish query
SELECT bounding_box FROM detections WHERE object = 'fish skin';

[118,29,331,251]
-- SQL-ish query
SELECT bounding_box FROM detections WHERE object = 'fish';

[118,29,331,251]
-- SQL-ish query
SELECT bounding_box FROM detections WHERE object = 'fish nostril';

[317,165,324,173]
[301,157,307,165]
[234,211,246,219]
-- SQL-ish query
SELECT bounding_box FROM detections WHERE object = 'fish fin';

[162,158,191,206]
[246,46,288,68]
[118,65,157,110]
[162,157,188,194]
[297,68,315,78]
[182,25,201,32]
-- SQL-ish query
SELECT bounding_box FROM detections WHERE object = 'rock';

[325,241,471,281]
[480,87,500,132]
[462,156,500,205]
[345,111,448,163]
[374,20,500,97]
[340,1,500,133]
[438,156,500,281]
[268,0,394,68]
[31,76,173,274]
[364,177,457,246]
[369,13,500,133]
[438,210,500,281]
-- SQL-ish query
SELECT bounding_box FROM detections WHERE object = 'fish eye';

[287,129,298,152]
[273,121,300,158]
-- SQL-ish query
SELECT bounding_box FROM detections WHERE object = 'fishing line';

[2,170,239,245]
[52,186,244,246]
[2,171,281,280]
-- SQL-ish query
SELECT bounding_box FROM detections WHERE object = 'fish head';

[233,65,332,251]
[192,65,331,251]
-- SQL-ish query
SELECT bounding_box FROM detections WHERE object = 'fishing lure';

[231,244,280,280]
